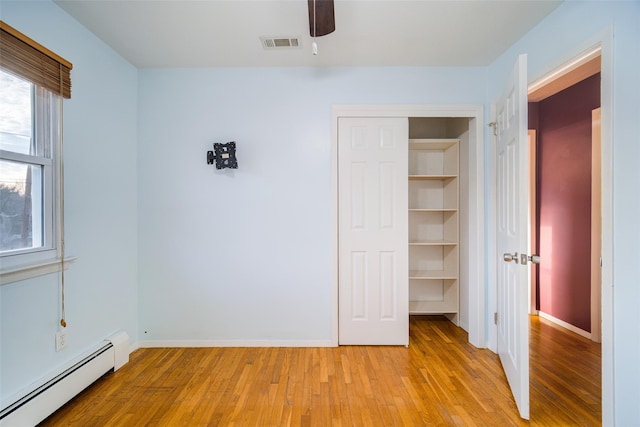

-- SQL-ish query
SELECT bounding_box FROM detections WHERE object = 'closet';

[408,117,468,325]
[337,112,477,345]
[408,138,459,321]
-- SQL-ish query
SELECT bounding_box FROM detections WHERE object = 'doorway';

[488,38,612,421]
[529,86,601,339]
[527,47,601,339]
[527,45,604,419]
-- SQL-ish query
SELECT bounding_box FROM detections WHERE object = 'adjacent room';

[1,0,638,425]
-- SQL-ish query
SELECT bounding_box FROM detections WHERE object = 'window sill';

[0,256,77,286]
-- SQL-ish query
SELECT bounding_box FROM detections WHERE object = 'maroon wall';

[530,73,600,332]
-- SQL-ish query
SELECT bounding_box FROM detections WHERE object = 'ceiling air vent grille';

[261,37,301,50]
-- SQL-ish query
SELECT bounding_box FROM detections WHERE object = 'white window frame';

[0,76,70,285]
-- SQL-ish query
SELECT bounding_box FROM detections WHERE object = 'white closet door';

[338,117,408,345]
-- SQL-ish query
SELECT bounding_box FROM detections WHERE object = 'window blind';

[0,21,72,99]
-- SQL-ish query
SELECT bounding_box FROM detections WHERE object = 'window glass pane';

[0,70,33,155]
[0,159,43,252]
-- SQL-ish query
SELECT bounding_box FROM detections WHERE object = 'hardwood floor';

[529,315,601,426]
[40,316,600,426]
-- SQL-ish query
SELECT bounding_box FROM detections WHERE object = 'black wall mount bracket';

[207,141,238,169]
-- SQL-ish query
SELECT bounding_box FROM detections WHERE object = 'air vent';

[261,37,301,50]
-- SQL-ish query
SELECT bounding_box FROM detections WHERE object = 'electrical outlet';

[55,330,67,351]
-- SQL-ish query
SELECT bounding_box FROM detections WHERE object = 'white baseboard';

[0,337,123,427]
[538,311,591,340]
[139,339,334,348]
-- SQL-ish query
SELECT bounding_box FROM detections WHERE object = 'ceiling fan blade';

[308,0,335,37]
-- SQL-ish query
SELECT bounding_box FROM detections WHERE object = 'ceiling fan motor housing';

[308,0,335,37]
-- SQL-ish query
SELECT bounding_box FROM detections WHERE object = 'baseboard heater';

[0,331,129,427]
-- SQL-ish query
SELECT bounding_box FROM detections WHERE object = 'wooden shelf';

[408,175,457,180]
[409,138,459,150]
[409,300,458,314]
[409,240,457,246]
[408,138,459,320]
[409,270,458,280]
[409,208,458,212]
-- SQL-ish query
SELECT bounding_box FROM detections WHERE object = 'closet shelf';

[409,240,458,246]
[408,208,458,212]
[409,300,458,315]
[409,270,458,280]
[408,139,459,150]
[408,175,457,181]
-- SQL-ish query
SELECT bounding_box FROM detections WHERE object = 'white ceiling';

[54,0,562,68]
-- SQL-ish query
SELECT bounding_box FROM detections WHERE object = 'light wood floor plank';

[39,315,601,426]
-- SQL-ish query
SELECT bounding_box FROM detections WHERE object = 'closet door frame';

[331,104,485,348]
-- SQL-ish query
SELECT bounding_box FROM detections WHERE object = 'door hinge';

[494,312,498,325]
[488,121,498,136]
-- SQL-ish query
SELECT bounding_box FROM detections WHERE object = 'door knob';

[520,253,541,265]
[503,252,519,263]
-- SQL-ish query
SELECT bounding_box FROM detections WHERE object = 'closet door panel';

[338,117,408,345]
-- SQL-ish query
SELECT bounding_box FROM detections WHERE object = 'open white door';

[495,54,530,419]
[338,117,409,345]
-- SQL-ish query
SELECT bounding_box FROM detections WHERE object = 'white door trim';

[591,107,602,344]
[528,130,538,316]
[331,104,485,348]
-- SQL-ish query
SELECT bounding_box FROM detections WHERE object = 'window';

[1,70,60,265]
[0,21,72,282]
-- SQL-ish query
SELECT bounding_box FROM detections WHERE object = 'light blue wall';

[0,1,139,403]
[486,1,640,424]
[137,67,486,343]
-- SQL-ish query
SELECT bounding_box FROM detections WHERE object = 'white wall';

[486,1,640,424]
[137,67,486,344]
[0,0,139,404]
